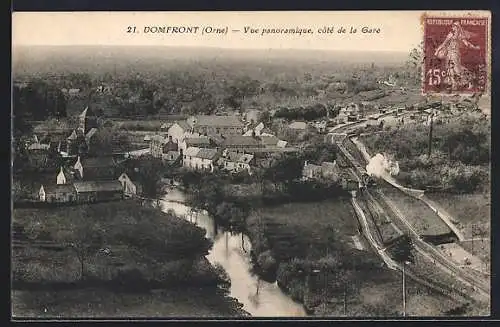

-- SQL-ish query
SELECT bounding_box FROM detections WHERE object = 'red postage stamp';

[422,15,489,95]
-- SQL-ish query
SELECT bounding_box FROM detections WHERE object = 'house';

[302,161,340,181]
[62,88,81,96]
[219,151,255,174]
[73,181,124,203]
[118,172,143,197]
[187,115,244,136]
[244,109,261,124]
[162,151,181,165]
[163,136,178,153]
[38,184,77,203]
[126,148,151,158]
[313,120,328,133]
[260,136,281,148]
[302,162,322,179]
[222,135,262,150]
[168,121,195,143]
[73,156,118,180]
[27,143,50,151]
[243,122,265,136]
[96,85,113,93]
[150,135,166,158]
[149,135,178,158]
[56,166,75,185]
[336,110,349,124]
[288,121,308,131]
[182,147,220,172]
[179,137,212,154]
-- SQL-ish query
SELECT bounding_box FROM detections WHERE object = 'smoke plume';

[366,153,400,178]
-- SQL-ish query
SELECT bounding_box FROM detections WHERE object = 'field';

[248,198,361,259]
[245,199,473,316]
[12,287,245,318]
[426,192,490,265]
[376,185,452,238]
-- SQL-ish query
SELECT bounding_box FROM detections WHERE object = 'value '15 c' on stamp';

[422,15,489,95]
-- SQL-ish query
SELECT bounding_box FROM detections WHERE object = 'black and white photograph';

[11,11,491,319]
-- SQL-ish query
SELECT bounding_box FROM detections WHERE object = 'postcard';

[12,11,491,319]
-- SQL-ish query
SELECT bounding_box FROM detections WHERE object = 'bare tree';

[56,206,106,280]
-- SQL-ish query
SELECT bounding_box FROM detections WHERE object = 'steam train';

[361,173,377,188]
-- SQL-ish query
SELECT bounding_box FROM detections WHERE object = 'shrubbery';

[362,112,490,193]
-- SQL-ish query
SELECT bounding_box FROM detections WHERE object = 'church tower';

[78,106,98,134]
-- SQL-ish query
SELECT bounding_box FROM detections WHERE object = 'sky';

[12,11,489,52]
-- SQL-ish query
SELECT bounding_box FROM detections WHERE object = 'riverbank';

[12,201,247,318]
[177,175,475,316]
[160,192,306,317]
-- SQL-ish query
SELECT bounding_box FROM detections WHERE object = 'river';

[160,188,307,317]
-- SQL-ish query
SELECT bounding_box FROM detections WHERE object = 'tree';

[214,202,249,251]
[264,154,304,185]
[51,206,106,280]
[127,157,167,198]
[406,42,424,85]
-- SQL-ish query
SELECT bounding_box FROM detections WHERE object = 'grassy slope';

[425,192,490,238]
[426,192,490,263]
[12,203,244,318]
[12,288,244,318]
[378,186,452,236]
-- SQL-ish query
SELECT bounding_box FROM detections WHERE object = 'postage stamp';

[422,15,489,95]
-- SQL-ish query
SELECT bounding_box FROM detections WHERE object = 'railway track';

[334,136,490,301]
[351,195,476,304]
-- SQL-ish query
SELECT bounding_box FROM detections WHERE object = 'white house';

[182,147,219,172]
[179,137,211,154]
[243,122,265,136]
[219,151,254,174]
[288,121,308,131]
[118,172,143,197]
[57,167,68,185]
[168,121,196,144]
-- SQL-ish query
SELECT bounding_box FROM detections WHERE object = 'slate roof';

[185,137,211,146]
[28,143,50,151]
[190,115,244,127]
[73,180,123,193]
[184,147,200,157]
[224,151,254,163]
[196,148,219,160]
[42,184,76,194]
[67,130,78,140]
[85,128,98,140]
[222,135,261,148]
[163,141,178,152]
[78,156,117,168]
[288,121,308,130]
[260,136,280,146]
[175,121,192,130]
